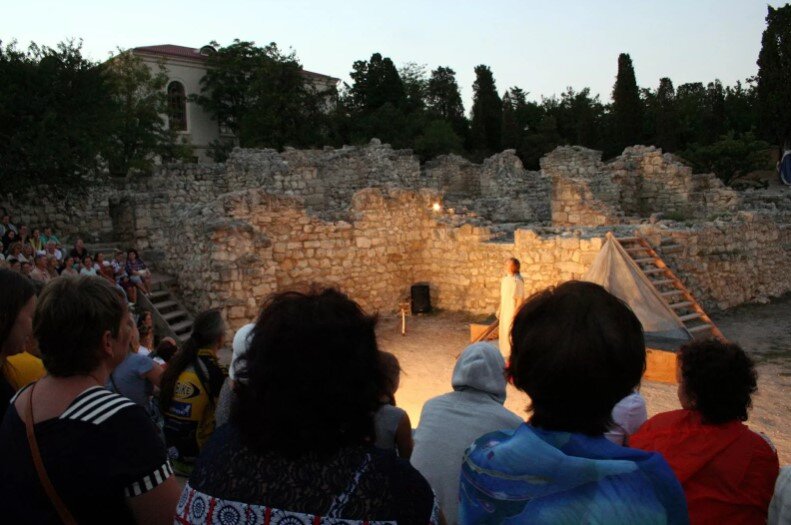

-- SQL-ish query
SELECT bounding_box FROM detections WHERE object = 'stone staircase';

[85,242,194,342]
[138,273,194,342]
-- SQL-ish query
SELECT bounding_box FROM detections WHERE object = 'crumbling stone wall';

[638,213,791,310]
[2,141,789,336]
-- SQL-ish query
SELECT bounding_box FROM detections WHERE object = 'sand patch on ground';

[377,296,791,465]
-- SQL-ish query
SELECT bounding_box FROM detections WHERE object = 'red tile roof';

[132,44,339,82]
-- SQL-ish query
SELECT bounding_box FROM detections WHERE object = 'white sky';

[3,0,783,110]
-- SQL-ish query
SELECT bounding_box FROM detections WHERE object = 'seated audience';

[21,243,35,262]
[152,337,179,365]
[46,255,60,278]
[16,224,30,248]
[176,288,440,524]
[69,237,88,262]
[29,254,51,284]
[29,227,44,252]
[160,309,227,475]
[0,241,4,263]
[80,255,98,276]
[138,324,154,356]
[41,226,59,247]
[605,390,648,445]
[632,339,780,524]
[20,261,33,278]
[0,276,181,523]
[8,241,25,262]
[2,230,17,253]
[0,269,37,420]
[0,213,17,238]
[126,248,152,295]
[45,241,63,262]
[373,351,413,458]
[770,467,791,525]
[460,281,687,524]
[412,342,523,525]
[4,338,46,391]
[113,249,137,303]
[60,256,78,277]
[7,259,21,273]
[109,316,165,442]
[215,323,254,428]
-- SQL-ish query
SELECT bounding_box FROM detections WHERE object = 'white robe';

[499,274,525,359]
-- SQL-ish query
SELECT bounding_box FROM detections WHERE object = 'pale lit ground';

[376,295,791,465]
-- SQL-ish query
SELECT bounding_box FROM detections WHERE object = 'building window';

[167,81,187,131]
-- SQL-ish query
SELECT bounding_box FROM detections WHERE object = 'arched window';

[167,81,187,131]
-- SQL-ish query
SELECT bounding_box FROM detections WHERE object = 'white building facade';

[131,44,339,162]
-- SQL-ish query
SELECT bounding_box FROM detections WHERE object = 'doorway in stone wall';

[108,196,135,246]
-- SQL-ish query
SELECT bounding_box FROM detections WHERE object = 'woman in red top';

[631,339,779,524]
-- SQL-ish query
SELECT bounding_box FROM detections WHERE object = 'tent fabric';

[780,151,791,186]
[582,234,691,350]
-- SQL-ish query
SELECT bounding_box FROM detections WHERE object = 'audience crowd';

[0,211,788,524]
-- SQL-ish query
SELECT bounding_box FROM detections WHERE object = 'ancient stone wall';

[638,214,791,310]
[3,141,790,336]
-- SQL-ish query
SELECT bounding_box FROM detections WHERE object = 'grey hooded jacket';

[410,342,523,525]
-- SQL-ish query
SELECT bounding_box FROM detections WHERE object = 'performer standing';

[498,257,525,360]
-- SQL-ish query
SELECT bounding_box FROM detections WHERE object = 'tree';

[347,53,406,114]
[426,66,467,139]
[756,4,791,151]
[501,91,519,149]
[102,50,191,176]
[675,82,707,149]
[399,62,428,113]
[414,120,463,159]
[195,40,328,150]
[0,39,115,191]
[702,80,727,144]
[654,77,679,152]
[681,132,771,184]
[611,53,643,153]
[469,65,502,155]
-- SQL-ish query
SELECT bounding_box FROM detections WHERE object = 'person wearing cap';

[214,323,254,427]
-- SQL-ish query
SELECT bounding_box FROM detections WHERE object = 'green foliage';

[0,39,115,192]
[757,4,791,150]
[347,53,406,114]
[470,65,502,156]
[195,40,329,150]
[103,50,192,175]
[414,120,463,160]
[680,132,772,184]
[611,53,643,154]
[426,66,468,139]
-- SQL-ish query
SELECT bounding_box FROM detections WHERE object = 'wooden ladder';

[615,235,723,340]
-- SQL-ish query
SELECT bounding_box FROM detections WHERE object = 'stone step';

[153,300,178,311]
[162,309,189,322]
[170,319,193,334]
[150,290,170,302]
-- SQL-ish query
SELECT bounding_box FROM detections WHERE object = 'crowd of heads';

[0,211,152,301]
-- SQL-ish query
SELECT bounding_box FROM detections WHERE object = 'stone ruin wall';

[2,141,790,335]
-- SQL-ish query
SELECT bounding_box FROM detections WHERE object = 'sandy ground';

[377,295,791,465]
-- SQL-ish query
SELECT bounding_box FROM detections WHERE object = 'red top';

[631,409,779,525]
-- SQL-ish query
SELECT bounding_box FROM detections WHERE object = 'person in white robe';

[498,257,525,360]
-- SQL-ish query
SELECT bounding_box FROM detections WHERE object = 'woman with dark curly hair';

[459,281,687,524]
[632,339,780,524]
[174,288,441,525]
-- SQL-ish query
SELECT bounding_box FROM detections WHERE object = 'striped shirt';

[0,384,172,524]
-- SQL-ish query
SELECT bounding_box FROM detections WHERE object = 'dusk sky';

[3,1,783,109]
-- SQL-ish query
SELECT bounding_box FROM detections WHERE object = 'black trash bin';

[411,283,432,314]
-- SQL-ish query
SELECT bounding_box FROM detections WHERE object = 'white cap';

[230,323,255,381]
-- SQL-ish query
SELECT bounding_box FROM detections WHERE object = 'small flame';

[432,202,442,212]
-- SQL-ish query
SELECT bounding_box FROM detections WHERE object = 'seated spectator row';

[0,272,787,524]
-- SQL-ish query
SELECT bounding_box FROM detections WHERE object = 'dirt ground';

[376,295,791,465]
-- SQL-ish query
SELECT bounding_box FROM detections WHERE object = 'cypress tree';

[756,4,791,151]
[470,65,502,154]
[655,77,678,151]
[611,53,643,152]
